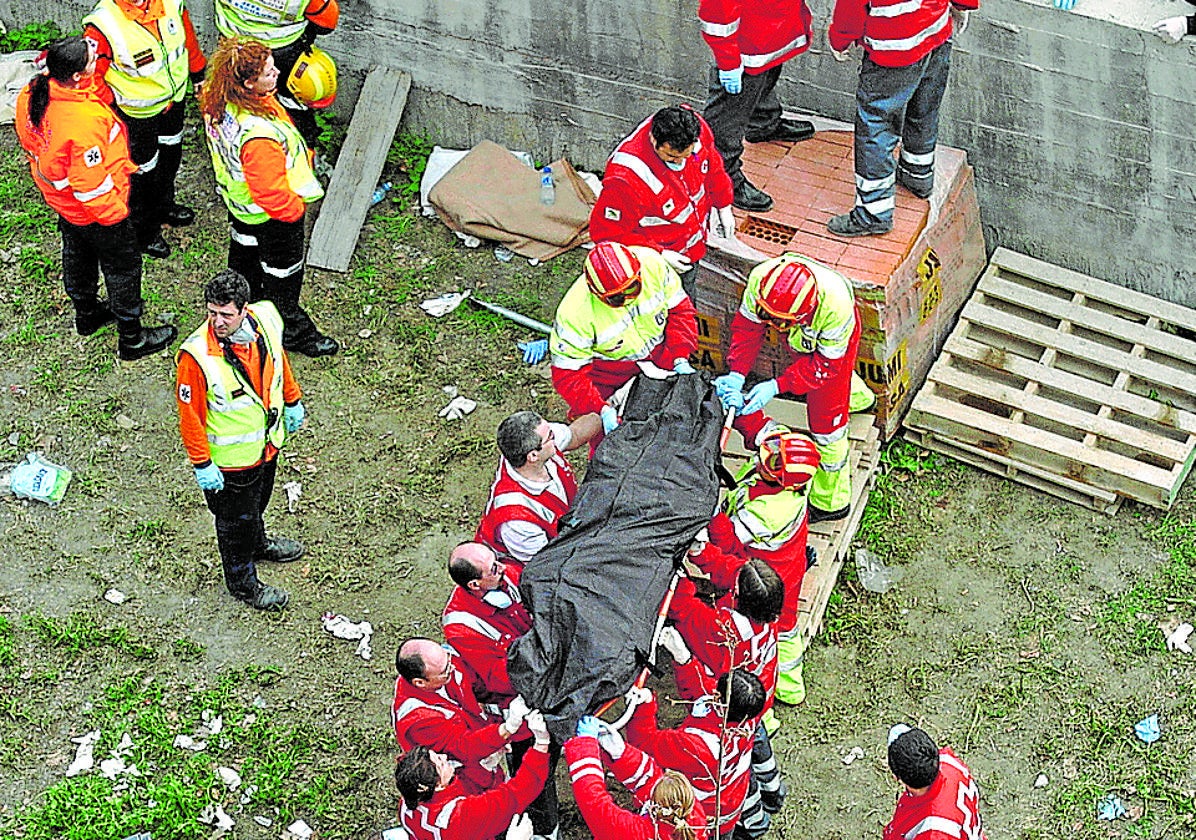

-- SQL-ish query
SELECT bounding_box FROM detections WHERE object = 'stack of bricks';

[694,129,988,438]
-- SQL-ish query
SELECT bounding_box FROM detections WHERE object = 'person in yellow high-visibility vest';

[175,270,308,611]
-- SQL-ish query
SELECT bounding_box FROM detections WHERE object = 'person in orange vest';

[198,36,337,357]
[15,36,176,360]
[82,0,206,259]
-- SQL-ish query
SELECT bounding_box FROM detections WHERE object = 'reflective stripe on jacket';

[84,0,189,117]
[829,0,978,67]
[214,0,308,46]
[699,0,813,74]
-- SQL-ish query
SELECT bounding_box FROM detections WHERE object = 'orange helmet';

[585,243,642,305]
[756,257,818,327]
[757,431,820,490]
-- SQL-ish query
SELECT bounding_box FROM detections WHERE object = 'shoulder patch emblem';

[178,383,192,404]
[83,146,103,167]
[604,207,621,221]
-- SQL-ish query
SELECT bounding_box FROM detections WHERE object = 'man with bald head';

[392,636,527,794]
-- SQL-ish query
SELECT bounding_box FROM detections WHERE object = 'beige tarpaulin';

[429,140,596,261]
[0,52,38,125]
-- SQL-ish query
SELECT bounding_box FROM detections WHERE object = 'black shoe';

[285,334,339,357]
[733,179,774,213]
[235,582,289,611]
[142,232,172,259]
[897,172,933,199]
[118,324,178,361]
[806,544,819,570]
[808,504,850,524]
[762,779,789,814]
[163,203,196,227]
[746,119,815,144]
[258,536,305,563]
[76,304,115,336]
[827,211,892,238]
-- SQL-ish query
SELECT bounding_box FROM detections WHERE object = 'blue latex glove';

[673,357,696,375]
[714,371,745,400]
[195,463,224,492]
[576,715,601,739]
[719,66,743,94]
[743,378,780,415]
[284,401,305,433]
[1054,0,1076,8]
[600,405,619,434]
[718,387,744,413]
[518,338,548,365]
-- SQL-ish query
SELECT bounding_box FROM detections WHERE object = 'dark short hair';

[736,559,783,625]
[650,106,700,152]
[448,544,484,587]
[889,727,941,789]
[395,639,428,682]
[497,410,543,468]
[204,269,251,310]
[715,670,765,724]
[394,746,439,808]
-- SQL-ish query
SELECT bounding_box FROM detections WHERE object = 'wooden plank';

[308,67,412,272]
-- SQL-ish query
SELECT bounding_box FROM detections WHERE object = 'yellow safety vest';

[214,0,308,48]
[724,460,809,551]
[83,0,189,118]
[203,102,323,224]
[740,254,856,362]
[177,302,288,468]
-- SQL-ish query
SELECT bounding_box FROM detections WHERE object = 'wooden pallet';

[904,248,1196,512]
[722,399,882,644]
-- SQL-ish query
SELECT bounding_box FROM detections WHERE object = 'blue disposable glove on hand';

[600,405,619,434]
[1054,0,1076,8]
[195,463,224,492]
[714,371,745,399]
[719,66,743,94]
[518,338,548,365]
[718,388,745,412]
[743,378,780,415]
[673,358,696,375]
[576,715,602,739]
[284,401,305,433]
[595,721,626,760]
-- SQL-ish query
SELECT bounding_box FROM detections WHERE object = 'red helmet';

[757,257,818,326]
[758,431,820,490]
[585,243,642,301]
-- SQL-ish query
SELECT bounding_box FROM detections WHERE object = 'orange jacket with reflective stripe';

[15,76,137,226]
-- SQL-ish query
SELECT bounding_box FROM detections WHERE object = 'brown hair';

[650,770,697,840]
[199,36,276,122]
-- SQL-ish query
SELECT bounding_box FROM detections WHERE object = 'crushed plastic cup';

[855,548,904,594]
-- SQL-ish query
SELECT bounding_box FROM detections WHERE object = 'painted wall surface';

[4,0,1194,304]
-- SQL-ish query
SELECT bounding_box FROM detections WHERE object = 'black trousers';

[272,41,321,149]
[58,215,144,330]
[117,99,186,247]
[228,215,321,346]
[704,64,786,187]
[508,737,561,835]
[203,457,277,596]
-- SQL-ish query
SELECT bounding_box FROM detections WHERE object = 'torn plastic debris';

[100,732,140,780]
[1134,714,1160,745]
[217,766,242,790]
[200,709,223,736]
[172,734,207,751]
[1166,622,1194,654]
[103,588,126,605]
[1097,793,1127,821]
[283,481,302,513]
[65,729,100,776]
[855,548,904,594]
[841,746,865,765]
[1,452,73,505]
[1034,773,1048,788]
[197,803,235,831]
[282,818,314,840]
[438,395,477,421]
[321,612,373,660]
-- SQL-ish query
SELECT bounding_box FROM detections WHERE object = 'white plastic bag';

[2,452,73,505]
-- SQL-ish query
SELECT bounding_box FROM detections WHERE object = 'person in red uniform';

[700,0,815,212]
[474,411,597,565]
[883,725,986,840]
[623,671,766,837]
[589,105,735,299]
[565,716,707,840]
[826,0,979,237]
[15,36,176,360]
[394,710,551,840]
[392,637,527,795]
[83,0,206,258]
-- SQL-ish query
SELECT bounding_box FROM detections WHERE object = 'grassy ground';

[1,95,1194,839]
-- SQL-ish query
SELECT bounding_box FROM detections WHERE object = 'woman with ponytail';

[15,36,176,360]
[566,715,708,840]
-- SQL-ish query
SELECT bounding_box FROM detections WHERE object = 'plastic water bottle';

[370,181,393,206]
[539,167,555,206]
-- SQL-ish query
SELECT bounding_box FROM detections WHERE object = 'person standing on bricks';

[82,0,206,260]
[700,0,816,214]
[175,270,307,611]
[15,36,177,361]
[198,37,338,357]
[825,0,978,237]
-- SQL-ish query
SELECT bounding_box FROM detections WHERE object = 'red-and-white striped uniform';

[828,0,979,68]
[442,565,533,706]
[474,452,577,563]
[698,0,813,74]
[883,749,986,840]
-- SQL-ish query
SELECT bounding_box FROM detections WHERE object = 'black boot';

[733,179,774,212]
[75,303,115,336]
[118,323,178,361]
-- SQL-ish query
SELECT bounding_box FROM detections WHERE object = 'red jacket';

[829,0,979,68]
[565,737,709,840]
[668,578,778,708]
[726,310,861,398]
[15,76,137,227]
[699,0,813,74]
[590,109,733,264]
[442,566,533,706]
[392,668,511,794]
[883,749,986,840]
[399,747,549,840]
[624,692,756,834]
[474,453,577,563]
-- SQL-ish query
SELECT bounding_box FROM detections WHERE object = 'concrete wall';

[5,0,1195,304]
